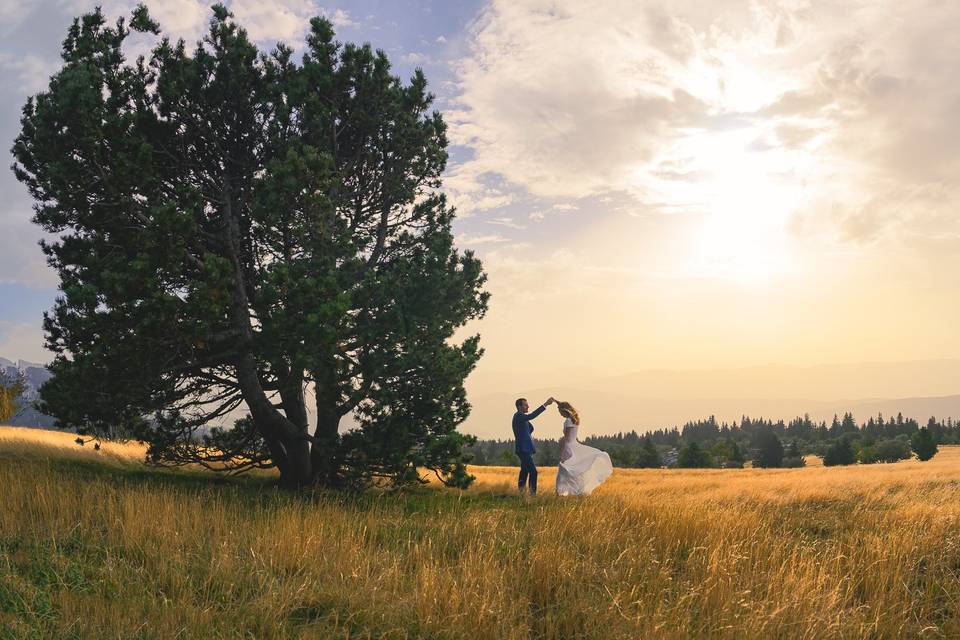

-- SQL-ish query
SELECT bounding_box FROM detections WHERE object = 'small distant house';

[662,448,679,468]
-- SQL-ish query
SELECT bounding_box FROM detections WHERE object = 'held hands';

[544,397,556,406]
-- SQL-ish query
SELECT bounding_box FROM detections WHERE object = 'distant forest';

[465,413,957,468]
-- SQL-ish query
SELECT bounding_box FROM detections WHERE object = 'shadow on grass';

[0,442,559,517]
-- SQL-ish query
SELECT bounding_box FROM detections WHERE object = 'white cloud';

[520,202,577,223]
[232,2,355,43]
[443,164,517,216]
[476,247,598,302]
[0,322,51,364]
[229,0,323,43]
[447,0,960,249]
[0,0,35,34]
[0,53,60,95]
[486,216,525,230]
[401,51,429,65]
[0,209,58,289]
[322,7,354,29]
[57,0,209,41]
[145,0,209,38]
[55,1,352,47]
[454,233,509,246]
[447,0,727,202]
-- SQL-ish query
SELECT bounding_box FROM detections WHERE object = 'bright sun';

[644,126,810,284]
[639,50,820,284]
[691,129,803,282]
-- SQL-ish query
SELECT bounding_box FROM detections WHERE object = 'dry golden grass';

[3,426,960,639]
[0,425,147,461]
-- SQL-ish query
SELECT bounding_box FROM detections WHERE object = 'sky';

[1,1,959,434]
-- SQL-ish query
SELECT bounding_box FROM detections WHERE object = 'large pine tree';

[12,5,488,489]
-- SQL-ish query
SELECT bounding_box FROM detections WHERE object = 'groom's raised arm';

[525,405,546,420]
[525,397,553,420]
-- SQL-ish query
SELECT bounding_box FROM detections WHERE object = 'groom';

[512,396,555,495]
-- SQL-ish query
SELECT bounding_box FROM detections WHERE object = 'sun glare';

[643,123,810,284]
[628,47,820,284]
[691,129,803,282]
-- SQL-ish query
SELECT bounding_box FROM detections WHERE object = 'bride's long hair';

[557,401,580,425]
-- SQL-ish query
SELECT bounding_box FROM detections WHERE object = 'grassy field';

[2,427,960,639]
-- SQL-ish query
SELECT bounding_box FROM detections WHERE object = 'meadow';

[2,426,960,639]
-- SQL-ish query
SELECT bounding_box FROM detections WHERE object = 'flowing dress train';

[556,417,613,496]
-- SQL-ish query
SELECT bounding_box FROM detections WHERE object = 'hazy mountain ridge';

[0,357,55,427]
[4,356,958,437]
[463,360,960,439]
[602,360,960,400]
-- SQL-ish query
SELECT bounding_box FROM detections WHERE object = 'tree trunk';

[221,176,310,489]
[236,353,312,488]
[311,402,342,484]
[311,361,343,484]
[277,375,313,489]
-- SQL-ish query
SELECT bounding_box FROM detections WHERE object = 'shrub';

[752,428,784,468]
[677,442,714,468]
[636,437,663,468]
[0,371,26,423]
[823,438,856,466]
[911,427,938,461]
[859,439,911,464]
[711,437,746,468]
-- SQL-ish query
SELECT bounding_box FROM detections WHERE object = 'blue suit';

[513,405,545,493]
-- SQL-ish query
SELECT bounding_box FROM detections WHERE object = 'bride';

[555,401,613,496]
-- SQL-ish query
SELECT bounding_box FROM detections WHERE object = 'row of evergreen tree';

[464,412,952,468]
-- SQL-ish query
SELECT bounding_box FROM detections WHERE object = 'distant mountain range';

[4,355,959,439]
[0,356,55,427]
[462,360,960,439]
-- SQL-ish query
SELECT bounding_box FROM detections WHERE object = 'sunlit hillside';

[3,427,960,638]
[0,425,146,460]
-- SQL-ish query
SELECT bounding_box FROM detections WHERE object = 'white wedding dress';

[556,417,613,496]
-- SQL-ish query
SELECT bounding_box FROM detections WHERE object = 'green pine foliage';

[781,440,806,467]
[637,436,663,468]
[726,438,746,467]
[751,427,784,468]
[823,438,857,466]
[677,441,714,468]
[911,427,938,461]
[468,413,959,469]
[12,5,487,489]
[710,437,745,468]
